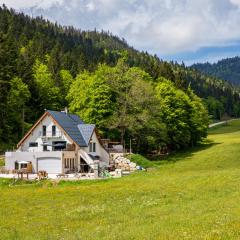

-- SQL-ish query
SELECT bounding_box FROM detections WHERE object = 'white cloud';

[0,0,64,9]
[86,2,96,11]
[1,0,240,56]
[230,0,240,6]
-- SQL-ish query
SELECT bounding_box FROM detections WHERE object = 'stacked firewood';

[111,154,137,171]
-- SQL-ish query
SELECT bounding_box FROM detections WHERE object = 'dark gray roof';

[47,110,95,147]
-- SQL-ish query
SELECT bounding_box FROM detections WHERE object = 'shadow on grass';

[152,140,221,166]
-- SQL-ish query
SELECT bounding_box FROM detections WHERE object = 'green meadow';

[1,121,240,239]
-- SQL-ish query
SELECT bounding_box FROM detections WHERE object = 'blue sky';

[165,44,240,65]
[2,0,240,65]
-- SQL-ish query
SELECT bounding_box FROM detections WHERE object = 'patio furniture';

[17,170,29,180]
[37,171,48,180]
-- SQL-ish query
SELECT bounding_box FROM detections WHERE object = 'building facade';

[5,110,109,174]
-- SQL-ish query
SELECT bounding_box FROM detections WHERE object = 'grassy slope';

[128,154,156,168]
[1,122,240,239]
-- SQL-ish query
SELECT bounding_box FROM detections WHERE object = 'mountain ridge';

[191,56,240,86]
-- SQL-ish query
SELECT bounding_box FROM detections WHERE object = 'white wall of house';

[19,115,72,152]
[82,130,109,167]
[5,151,63,173]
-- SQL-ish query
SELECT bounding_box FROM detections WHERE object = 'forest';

[0,5,240,153]
[192,56,240,86]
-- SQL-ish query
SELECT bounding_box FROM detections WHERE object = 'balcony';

[39,130,63,140]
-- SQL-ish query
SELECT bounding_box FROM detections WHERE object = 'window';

[65,158,70,168]
[29,142,38,147]
[20,163,27,169]
[89,142,96,152]
[42,125,46,136]
[52,125,56,136]
[15,161,19,170]
[72,158,75,169]
[89,142,92,152]
[64,159,68,168]
[52,141,66,151]
[43,145,47,151]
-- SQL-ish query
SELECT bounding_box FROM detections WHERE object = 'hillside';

[1,5,240,150]
[192,56,240,85]
[1,121,240,239]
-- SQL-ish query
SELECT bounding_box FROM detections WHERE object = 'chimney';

[64,107,68,114]
[61,107,68,114]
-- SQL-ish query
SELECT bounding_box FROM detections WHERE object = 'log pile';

[111,154,137,171]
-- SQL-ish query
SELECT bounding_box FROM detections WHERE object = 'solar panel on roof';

[78,124,95,145]
[47,110,88,146]
[68,114,84,124]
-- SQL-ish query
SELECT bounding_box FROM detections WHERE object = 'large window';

[52,141,66,151]
[64,158,75,170]
[15,161,19,170]
[52,125,56,136]
[20,163,27,169]
[42,125,46,136]
[29,142,38,147]
[89,142,92,152]
[89,142,96,152]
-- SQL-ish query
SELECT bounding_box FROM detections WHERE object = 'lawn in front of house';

[1,122,240,239]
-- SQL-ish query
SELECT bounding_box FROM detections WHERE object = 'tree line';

[192,56,240,86]
[0,5,238,152]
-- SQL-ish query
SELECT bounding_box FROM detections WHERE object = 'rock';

[129,162,136,168]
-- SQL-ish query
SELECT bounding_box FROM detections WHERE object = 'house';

[5,110,109,174]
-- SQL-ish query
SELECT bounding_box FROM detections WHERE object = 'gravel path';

[209,119,238,128]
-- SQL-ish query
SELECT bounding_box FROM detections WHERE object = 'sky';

[1,0,240,65]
